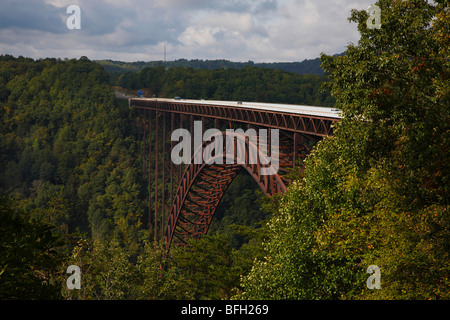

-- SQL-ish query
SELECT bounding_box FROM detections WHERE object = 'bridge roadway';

[131,97,342,119]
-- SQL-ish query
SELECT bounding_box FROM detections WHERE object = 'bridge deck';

[131,98,342,119]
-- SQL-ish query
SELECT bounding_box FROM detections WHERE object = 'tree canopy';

[238,0,449,300]
[98,57,325,76]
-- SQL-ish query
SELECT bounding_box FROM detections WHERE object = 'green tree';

[239,0,449,300]
[62,239,136,300]
[177,234,241,300]
[0,196,65,299]
[135,242,194,300]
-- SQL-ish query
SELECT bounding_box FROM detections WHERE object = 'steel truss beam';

[132,99,336,249]
[130,99,337,137]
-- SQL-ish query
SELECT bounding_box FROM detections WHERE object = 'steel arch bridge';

[130,98,340,248]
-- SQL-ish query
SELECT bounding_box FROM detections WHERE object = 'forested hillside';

[0,55,276,299]
[0,55,145,247]
[0,55,161,298]
[112,66,334,106]
[97,56,325,76]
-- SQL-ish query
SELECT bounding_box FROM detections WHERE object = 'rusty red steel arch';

[164,130,287,247]
[130,98,338,248]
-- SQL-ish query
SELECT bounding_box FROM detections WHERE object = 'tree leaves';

[240,0,449,300]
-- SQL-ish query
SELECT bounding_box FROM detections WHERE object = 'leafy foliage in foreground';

[0,196,64,299]
[238,0,449,300]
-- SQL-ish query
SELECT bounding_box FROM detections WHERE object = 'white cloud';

[198,12,255,34]
[178,26,220,47]
[0,0,376,62]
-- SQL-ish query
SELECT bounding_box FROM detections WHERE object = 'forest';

[1,0,449,300]
[109,65,334,107]
[97,56,325,76]
[0,54,313,299]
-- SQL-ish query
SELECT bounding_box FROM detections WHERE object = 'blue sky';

[0,0,376,62]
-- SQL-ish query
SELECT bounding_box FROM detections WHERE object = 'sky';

[0,0,376,62]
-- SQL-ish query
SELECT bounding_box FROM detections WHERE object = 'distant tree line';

[97,57,326,76]
[237,0,449,300]
[112,66,335,107]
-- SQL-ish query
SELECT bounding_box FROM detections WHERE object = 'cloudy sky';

[0,0,375,62]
